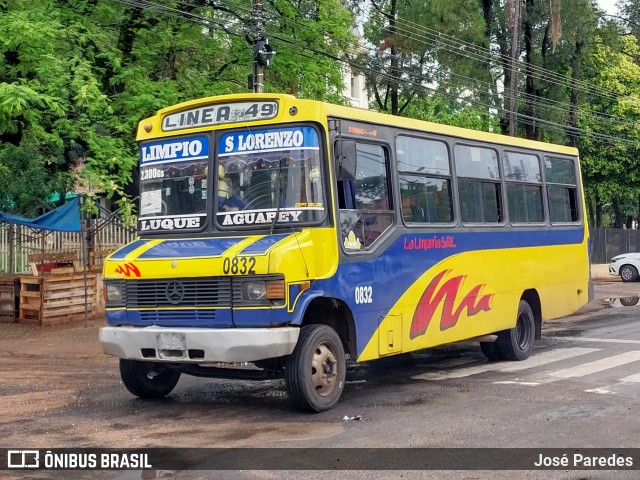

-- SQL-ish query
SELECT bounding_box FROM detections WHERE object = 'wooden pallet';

[19,274,98,326]
[0,275,20,323]
[28,252,79,276]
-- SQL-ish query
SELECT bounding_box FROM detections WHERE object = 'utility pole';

[508,0,521,136]
[249,0,274,93]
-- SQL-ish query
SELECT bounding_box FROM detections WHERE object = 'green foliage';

[361,0,487,115]
[578,34,640,226]
[400,94,500,132]
[0,0,356,217]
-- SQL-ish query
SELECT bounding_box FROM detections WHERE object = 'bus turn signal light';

[266,280,285,300]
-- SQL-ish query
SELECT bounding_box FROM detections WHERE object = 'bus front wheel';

[285,324,346,413]
[495,300,535,361]
[119,359,181,399]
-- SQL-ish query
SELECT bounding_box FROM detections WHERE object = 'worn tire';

[119,359,181,399]
[619,265,638,283]
[494,300,535,361]
[284,324,346,413]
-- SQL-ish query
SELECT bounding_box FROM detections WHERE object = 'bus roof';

[137,93,579,156]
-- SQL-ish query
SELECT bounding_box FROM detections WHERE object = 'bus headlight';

[243,281,266,300]
[106,283,124,303]
[240,279,285,303]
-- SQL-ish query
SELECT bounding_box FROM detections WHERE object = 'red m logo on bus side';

[410,270,493,339]
[114,263,141,278]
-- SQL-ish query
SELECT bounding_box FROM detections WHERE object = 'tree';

[578,33,640,227]
[359,0,486,116]
[0,0,357,216]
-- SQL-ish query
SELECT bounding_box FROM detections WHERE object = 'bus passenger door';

[336,139,399,357]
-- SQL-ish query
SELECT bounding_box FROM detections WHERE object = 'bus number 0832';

[355,286,373,304]
[222,256,256,275]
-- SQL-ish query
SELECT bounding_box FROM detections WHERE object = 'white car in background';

[609,253,640,282]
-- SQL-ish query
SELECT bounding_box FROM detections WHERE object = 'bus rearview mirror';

[337,140,357,181]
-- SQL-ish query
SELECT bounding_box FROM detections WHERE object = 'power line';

[210,0,632,129]
[269,33,640,146]
[393,16,624,102]
[108,0,640,147]
[350,43,640,130]
[176,0,626,109]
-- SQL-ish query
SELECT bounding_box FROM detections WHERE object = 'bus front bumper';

[99,326,299,363]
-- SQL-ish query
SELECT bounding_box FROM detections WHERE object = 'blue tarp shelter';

[0,197,81,232]
[0,197,90,324]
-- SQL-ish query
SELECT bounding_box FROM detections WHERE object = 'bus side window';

[454,145,502,224]
[397,136,453,224]
[544,156,579,223]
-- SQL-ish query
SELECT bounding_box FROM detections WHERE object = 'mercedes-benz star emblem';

[165,281,185,305]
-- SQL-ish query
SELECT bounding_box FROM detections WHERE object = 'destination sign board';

[161,101,278,131]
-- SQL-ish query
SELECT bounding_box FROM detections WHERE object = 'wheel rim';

[310,342,338,397]
[621,267,633,281]
[514,311,533,351]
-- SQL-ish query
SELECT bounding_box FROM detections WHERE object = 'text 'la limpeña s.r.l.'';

[404,235,456,251]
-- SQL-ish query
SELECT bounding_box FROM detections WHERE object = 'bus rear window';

[545,156,579,223]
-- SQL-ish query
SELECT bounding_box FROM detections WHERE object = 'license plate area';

[156,332,187,359]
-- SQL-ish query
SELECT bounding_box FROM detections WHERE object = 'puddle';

[604,297,640,307]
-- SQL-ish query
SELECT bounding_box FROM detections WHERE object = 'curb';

[591,263,617,281]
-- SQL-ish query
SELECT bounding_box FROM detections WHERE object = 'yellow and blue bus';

[99,93,592,412]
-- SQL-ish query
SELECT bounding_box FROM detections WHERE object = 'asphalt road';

[1,280,639,480]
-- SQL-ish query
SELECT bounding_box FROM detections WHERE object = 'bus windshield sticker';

[309,167,320,182]
[140,190,162,215]
[220,210,303,226]
[343,231,362,250]
[162,101,278,131]
[140,136,209,165]
[139,215,204,231]
[219,126,319,156]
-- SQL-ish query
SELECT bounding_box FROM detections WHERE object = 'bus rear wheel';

[119,359,181,399]
[285,324,346,413]
[495,300,535,361]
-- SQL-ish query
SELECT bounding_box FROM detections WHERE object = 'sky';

[597,0,619,15]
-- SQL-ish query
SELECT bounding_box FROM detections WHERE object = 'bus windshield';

[216,125,325,228]
[138,135,209,233]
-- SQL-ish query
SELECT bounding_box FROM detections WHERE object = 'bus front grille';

[124,277,232,308]
[139,310,218,323]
